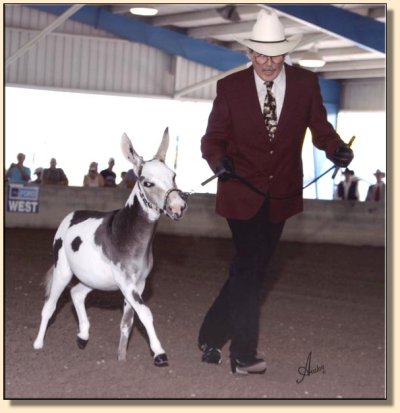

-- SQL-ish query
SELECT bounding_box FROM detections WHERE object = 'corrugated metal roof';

[5,5,221,99]
[4,4,386,100]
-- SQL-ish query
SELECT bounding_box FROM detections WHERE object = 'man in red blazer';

[198,10,354,375]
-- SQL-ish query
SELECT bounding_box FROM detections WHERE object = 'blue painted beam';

[319,78,340,110]
[268,4,385,54]
[27,4,248,71]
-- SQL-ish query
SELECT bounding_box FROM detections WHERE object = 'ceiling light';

[129,7,158,16]
[298,48,326,68]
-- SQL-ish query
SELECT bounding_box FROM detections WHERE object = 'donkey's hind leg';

[70,282,93,349]
[33,260,73,349]
[118,299,135,361]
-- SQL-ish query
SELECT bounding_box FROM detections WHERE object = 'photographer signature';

[296,351,326,384]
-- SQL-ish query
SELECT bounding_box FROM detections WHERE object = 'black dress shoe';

[200,344,222,364]
[230,357,267,375]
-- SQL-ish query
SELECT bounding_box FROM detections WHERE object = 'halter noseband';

[138,183,188,215]
[136,159,189,215]
[162,188,190,211]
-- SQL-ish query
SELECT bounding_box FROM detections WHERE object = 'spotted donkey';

[33,128,187,366]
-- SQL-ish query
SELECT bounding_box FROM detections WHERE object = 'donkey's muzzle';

[164,188,188,220]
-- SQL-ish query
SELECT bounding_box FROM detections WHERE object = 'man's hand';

[329,142,354,168]
[215,156,235,182]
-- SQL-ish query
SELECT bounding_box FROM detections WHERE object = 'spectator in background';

[32,167,43,185]
[126,168,138,189]
[6,153,31,184]
[118,171,129,188]
[83,162,104,187]
[335,168,359,201]
[118,171,138,189]
[100,158,117,187]
[365,169,385,203]
[42,158,69,186]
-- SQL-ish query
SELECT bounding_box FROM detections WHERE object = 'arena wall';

[5,185,385,246]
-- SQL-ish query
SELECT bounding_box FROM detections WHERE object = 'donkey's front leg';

[120,286,168,367]
[118,299,134,361]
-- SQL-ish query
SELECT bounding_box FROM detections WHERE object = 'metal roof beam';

[291,46,383,62]
[27,4,248,71]
[337,4,386,20]
[322,69,385,79]
[150,5,260,27]
[266,4,385,54]
[318,59,385,72]
[174,63,249,98]
[187,15,303,39]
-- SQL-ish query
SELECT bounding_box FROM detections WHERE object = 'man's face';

[250,51,285,82]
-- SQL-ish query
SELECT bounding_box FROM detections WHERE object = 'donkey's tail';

[43,265,54,299]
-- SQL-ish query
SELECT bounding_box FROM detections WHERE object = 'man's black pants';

[198,198,285,361]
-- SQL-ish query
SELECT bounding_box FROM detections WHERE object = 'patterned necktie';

[263,81,278,141]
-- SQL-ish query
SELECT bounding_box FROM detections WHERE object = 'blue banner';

[7,185,39,213]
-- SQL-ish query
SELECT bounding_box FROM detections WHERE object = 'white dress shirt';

[253,66,286,121]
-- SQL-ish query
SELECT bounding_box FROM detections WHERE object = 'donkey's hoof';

[154,353,168,367]
[33,340,43,350]
[77,337,88,349]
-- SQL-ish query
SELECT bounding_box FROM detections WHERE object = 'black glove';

[328,142,354,168]
[215,156,235,182]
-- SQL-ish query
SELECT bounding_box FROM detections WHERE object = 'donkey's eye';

[143,181,154,188]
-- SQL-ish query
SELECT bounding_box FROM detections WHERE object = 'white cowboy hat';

[237,10,302,56]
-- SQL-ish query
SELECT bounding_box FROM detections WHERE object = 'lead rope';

[229,164,336,200]
[201,136,355,200]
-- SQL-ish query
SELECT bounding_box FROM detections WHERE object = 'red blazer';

[201,64,343,223]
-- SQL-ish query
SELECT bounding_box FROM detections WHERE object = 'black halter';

[138,184,189,215]
[136,158,189,214]
[137,180,190,214]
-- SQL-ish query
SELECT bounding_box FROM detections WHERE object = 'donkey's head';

[121,127,187,221]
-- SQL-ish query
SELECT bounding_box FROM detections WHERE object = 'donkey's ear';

[121,133,142,175]
[154,127,169,162]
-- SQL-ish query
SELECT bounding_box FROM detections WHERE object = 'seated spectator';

[83,162,105,187]
[118,170,136,189]
[118,171,129,188]
[6,153,31,184]
[42,158,69,186]
[334,168,359,201]
[32,167,43,185]
[365,169,385,203]
[100,158,117,187]
[126,168,138,189]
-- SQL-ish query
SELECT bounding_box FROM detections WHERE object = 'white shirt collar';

[253,65,286,118]
[253,65,286,92]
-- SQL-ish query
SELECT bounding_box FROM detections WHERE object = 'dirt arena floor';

[4,228,386,400]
